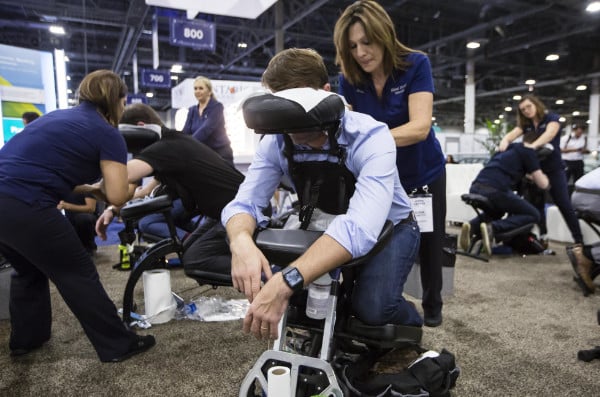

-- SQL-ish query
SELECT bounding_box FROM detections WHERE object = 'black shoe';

[10,341,47,357]
[424,312,443,327]
[104,335,156,363]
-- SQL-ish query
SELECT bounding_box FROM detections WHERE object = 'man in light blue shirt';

[222,48,422,340]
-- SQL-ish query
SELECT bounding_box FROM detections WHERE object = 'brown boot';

[567,244,595,294]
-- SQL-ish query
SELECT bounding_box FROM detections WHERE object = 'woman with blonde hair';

[182,76,233,163]
[0,69,155,362]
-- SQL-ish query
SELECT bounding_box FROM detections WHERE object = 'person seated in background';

[223,48,422,341]
[567,167,600,295]
[561,123,589,194]
[459,142,549,256]
[446,154,458,164]
[58,192,98,255]
[181,76,234,164]
[95,104,244,255]
[21,111,40,125]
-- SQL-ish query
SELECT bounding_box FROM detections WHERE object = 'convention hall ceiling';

[0,0,598,128]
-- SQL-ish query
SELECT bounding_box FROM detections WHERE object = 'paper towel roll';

[142,269,176,324]
[267,366,291,397]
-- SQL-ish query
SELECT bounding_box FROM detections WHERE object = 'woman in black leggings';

[499,94,582,245]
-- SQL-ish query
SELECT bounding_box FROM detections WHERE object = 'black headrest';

[119,125,161,155]
[242,88,345,134]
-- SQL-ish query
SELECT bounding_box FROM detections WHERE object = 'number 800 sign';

[170,18,216,50]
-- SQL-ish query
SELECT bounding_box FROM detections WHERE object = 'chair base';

[239,350,344,397]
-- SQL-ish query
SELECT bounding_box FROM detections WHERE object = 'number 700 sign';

[141,69,172,89]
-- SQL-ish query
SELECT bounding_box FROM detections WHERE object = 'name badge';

[409,194,433,233]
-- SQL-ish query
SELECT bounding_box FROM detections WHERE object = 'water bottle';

[182,302,197,317]
[305,273,331,320]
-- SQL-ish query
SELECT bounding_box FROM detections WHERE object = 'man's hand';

[243,272,293,339]
[230,234,272,302]
[95,208,115,241]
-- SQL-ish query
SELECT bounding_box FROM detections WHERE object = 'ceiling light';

[431,116,436,121]
[555,99,564,105]
[171,75,179,80]
[146,92,154,98]
[499,114,504,119]
[170,64,183,73]
[545,54,559,61]
[49,25,65,35]
[559,116,566,122]
[572,111,580,116]
[512,95,522,100]
[576,85,588,91]
[504,106,512,112]
[525,79,536,85]
[66,75,71,81]
[586,1,600,12]
[237,42,247,48]
[64,55,70,62]
[466,41,481,49]
[494,119,500,124]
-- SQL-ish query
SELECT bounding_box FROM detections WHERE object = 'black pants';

[182,219,232,278]
[528,166,583,243]
[407,170,446,316]
[65,211,97,253]
[0,196,136,361]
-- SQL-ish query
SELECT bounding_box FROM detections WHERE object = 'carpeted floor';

[1,226,600,396]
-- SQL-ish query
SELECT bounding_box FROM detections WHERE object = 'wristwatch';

[281,267,305,293]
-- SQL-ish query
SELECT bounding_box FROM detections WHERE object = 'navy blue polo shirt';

[474,143,541,191]
[521,112,563,172]
[338,52,445,190]
[0,101,127,207]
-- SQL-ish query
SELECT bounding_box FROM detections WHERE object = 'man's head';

[120,103,165,127]
[22,111,40,125]
[572,123,585,137]
[262,48,329,92]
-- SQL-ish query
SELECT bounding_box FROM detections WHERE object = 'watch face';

[282,267,304,291]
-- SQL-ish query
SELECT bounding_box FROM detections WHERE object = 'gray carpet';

[1,227,600,396]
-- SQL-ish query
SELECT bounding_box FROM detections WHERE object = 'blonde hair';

[517,95,547,128]
[77,69,127,127]
[333,0,421,86]
[262,48,329,91]
[194,76,215,99]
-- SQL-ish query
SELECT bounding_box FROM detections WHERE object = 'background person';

[333,0,446,327]
[21,111,40,125]
[181,76,234,164]
[0,70,154,362]
[567,167,600,295]
[561,123,589,194]
[223,48,422,341]
[58,192,98,255]
[96,103,245,274]
[459,143,549,256]
[499,94,583,247]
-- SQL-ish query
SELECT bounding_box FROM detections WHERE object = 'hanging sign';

[169,18,216,50]
[141,69,171,88]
